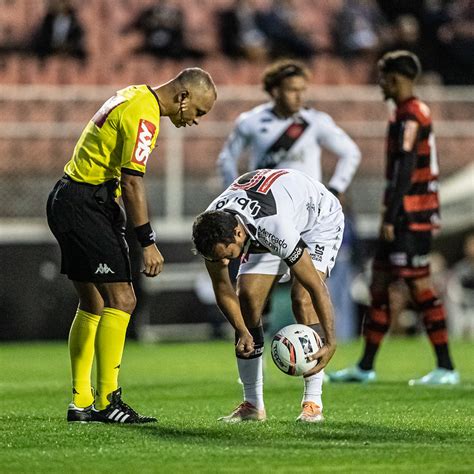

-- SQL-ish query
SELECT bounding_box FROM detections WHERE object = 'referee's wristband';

[328,187,340,198]
[134,222,156,247]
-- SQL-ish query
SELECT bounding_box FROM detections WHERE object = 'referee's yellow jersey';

[64,85,161,185]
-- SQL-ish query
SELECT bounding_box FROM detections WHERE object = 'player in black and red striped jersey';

[330,51,459,385]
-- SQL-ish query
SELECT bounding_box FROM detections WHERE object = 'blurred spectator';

[381,15,441,83]
[217,0,269,61]
[446,233,474,339]
[31,0,87,62]
[123,0,205,60]
[388,14,422,54]
[257,0,318,59]
[332,0,389,60]
[434,0,474,84]
[376,0,425,23]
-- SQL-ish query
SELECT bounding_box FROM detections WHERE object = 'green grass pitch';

[1,337,473,473]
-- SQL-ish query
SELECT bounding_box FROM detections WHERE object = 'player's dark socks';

[434,344,454,371]
[358,342,379,371]
[235,326,264,359]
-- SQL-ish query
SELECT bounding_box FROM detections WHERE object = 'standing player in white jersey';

[218,59,361,332]
[192,168,344,422]
[218,59,361,194]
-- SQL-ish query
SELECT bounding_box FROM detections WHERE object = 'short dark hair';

[378,50,421,80]
[192,210,238,258]
[262,59,311,94]
[177,67,217,100]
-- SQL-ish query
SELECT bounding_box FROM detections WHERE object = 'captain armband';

[134,222,156,247]
[284,239,307,266]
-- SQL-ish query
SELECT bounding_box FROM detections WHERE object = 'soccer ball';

[271,324,322,376]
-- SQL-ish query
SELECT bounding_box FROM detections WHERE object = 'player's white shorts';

[238,207,345,278]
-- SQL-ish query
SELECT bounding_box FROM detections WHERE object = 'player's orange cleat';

[296,401,324,423]
[218,401,266,423]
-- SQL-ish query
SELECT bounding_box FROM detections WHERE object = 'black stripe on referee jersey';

[147,86,161,108]
[121,167,144,177]
[258,116,309,168]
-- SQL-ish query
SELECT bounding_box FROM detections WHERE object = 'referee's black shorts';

[46,175,132,283]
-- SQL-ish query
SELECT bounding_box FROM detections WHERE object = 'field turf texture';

[1,338,473,473]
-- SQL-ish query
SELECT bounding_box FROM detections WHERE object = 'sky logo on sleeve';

[132,119,156,165]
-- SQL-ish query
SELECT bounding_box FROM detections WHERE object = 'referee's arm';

[121,172,164,277]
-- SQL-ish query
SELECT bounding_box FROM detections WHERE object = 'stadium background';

[0,0,473,341]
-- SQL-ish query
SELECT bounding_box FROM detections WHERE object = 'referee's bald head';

[176,68,217,100]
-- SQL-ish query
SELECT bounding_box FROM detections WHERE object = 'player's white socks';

[302,370,324,408]
[237,356,264,410]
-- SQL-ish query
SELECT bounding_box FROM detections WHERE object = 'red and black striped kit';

[385,97,440,232]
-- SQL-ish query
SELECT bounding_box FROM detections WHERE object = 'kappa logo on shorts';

[132,119,157,165]
[95,263,115,274]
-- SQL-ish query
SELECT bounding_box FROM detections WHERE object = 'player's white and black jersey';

[206,168,344,269]
[218,103,361,192]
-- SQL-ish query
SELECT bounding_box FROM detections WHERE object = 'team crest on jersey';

[132,119,156,165]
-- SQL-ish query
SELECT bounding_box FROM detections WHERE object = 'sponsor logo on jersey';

[215,196,262,217]
[257,226,287,252]
[95,263,115,274]
[310,244,325,262]
[132,119,156,166]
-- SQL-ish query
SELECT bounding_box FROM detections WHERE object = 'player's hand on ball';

[235,331,255,358]
[142,244,164,277]
[303,342,337,377]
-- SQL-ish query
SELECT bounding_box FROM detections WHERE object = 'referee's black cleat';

[67,403,94,422]
[91,388,157,424]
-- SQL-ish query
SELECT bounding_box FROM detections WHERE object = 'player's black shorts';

[373,229,432,279]
[46,175,132,283]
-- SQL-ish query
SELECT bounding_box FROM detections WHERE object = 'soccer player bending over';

[47,68,216,423]
[192,168,343,422]
[329,51,459,385]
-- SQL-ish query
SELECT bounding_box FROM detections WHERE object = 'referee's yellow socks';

[94,307,131,410]
[69,308,101,408]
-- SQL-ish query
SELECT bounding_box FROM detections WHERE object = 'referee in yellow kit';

[47,68,216,423]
